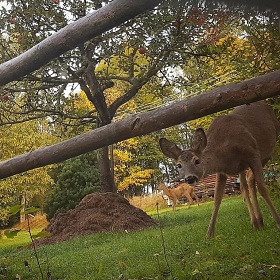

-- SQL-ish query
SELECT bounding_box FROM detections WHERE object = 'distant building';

[194,174,240,198]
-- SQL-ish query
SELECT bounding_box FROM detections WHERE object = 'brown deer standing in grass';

[159,101,280,237]
[158,182,199,212]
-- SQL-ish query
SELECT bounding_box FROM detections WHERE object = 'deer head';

[159,128,210,185]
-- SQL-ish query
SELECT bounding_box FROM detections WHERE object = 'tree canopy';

[0,0,279,197]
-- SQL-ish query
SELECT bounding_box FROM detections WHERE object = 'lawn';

[1,195,280,279]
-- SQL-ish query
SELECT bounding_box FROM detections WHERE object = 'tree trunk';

[20,193,27,223]
[98,146,116,192]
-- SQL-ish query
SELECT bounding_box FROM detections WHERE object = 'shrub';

[44,152,100,220]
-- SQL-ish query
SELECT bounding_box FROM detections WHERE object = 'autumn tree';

[0,120,56,227]
[0,1,278,193]
[181,14,280,129]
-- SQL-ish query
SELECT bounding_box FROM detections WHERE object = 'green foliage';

[31,230,51,239]
[0,1,279,195]
[0,120,55,228]
[3,229,21,239]
[0,185,21,229]
[21,207,40,216]
[8,205,23,216]
[44,152,100,220]
[1,196,280,279]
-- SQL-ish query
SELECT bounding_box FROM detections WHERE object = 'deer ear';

[159,138,182,160]
[191,128,207,153]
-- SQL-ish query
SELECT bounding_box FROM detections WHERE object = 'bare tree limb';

[0,0,162,86]
[0,70,279,179]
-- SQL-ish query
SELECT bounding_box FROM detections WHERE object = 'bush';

[0,192,21,229]
[44,152,100,220]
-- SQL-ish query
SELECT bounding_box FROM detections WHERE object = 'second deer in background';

[158,182,199,212]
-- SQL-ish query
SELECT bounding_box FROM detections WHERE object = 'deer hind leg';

[191,189,200,206]
[246,169,264,228]
[172,199,176,212]
[206,173,227,238]
[239,171,260,229]
[251,160,280,229]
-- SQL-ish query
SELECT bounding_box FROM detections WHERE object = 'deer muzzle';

[185,176,198,185]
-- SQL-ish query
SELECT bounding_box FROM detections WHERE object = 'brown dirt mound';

[34,192,158,246]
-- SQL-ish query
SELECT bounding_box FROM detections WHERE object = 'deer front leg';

[192,191,200,206]
[206,173,227,238]
[184,192,195,208]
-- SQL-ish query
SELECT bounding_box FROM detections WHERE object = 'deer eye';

[194,159,200,165]
[176,163,182,169]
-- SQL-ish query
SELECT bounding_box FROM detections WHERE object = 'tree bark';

[0,70,279,180]
[98,146,116,192]
[0,0,162,86]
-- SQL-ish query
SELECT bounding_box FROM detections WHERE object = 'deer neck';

[159,185,170,195]
[201,149,220,177]
[163,186,171,196]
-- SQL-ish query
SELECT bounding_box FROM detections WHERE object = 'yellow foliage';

[0,120,57,159]
[114,150,131,163]
[208,33,278,76]
[124,47,134,56]
[73,91,95,116]
[117,167,154,191]
[0,120,56,210]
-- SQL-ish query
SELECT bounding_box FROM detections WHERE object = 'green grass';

[1,195,280,279]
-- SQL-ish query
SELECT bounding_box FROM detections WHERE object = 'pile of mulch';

[34,192,158,246]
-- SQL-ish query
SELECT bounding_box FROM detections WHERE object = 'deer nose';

[185,176,198,185]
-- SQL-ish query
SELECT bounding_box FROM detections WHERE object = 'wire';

[114,66,253,120]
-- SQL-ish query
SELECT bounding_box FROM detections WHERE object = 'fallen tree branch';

[0,70,279,179]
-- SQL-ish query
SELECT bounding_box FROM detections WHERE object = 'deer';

[159,101,280,237]
[157,182,199,212]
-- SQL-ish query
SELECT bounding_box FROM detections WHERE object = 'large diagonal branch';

[0,70,279,180]
[108,49,171,117]
[0,0,162,86]
[85,65,111,125]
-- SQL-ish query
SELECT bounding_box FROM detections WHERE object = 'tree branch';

[108,49,171,116]
[0,70,279,179]
[0,0,162,86]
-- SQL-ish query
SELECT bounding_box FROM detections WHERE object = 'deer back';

[204,101,280,172]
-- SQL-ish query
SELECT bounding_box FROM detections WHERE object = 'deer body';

[158,182,199,212]
[202,103,279,176]
[159,101,280,237]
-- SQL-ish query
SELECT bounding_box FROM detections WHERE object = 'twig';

[26,215,45,280]
[155,203,174,279]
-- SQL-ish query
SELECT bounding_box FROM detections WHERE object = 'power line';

[114,67,253,120]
